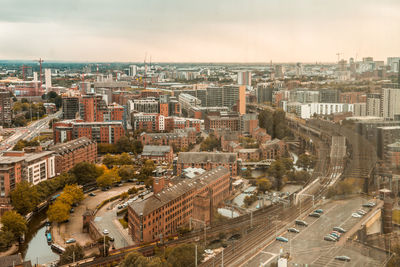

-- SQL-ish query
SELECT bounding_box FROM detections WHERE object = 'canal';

[19,208,59,265]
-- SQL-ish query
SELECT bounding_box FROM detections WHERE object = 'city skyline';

[1,0,399,63]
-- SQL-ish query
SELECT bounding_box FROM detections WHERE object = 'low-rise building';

[140,129,197,151]
[174,152,238,176]
[141,145,174,163]
[260,139,287,159]
[128,167,230,243]
[49,137,97,175]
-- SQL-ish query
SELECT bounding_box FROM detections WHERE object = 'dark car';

[89,192,96,197]
[333,227,346,233]
[309,212,321,218]
[70,208,74,213]
[295,220,308,226]
[287,228,300,233]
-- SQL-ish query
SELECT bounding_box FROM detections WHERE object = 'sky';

[0,0,399,63]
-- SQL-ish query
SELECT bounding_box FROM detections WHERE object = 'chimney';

[153,177,165,194]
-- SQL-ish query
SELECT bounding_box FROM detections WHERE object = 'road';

[0,110,61,151]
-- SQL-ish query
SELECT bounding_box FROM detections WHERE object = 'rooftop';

[142,145,172,156]
[50,137,94,154]
[177,152,237,164]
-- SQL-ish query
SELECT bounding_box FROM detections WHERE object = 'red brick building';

[49,137,97,175]
[128,167,230,243]
[141,145,174,163]
[260,139,287,159]
[205,114,240,132]
[140,129,196,151]
[53,120,125,144]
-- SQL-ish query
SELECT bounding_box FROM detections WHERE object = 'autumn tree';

[10,181,40,215]
[118,165,135,181]
[71,162,103,184]
[47,200,70,223]
[120,251,142,267]
[1,211,27,240]
[166,243,203,267]
[256,177,272,192]
[63,184,84,204]
[97,168,121,188]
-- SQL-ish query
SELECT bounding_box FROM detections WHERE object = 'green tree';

[71,162,103,184]
[1,211,27,240]
[115,136,134,153]
[268,160,286,190]
[47,200,70,223]
[103,154,116,168]
[166,243,202,267]
[118,165,135,181]
[141,160,155,177]
[10,181,40,215]
[118,153,133,165]
[0,230,14,251]
[59,244,84,265]
[296,154,313,170]
[200,134,220,151]
[256,178,272,192]
[120,251,142,267]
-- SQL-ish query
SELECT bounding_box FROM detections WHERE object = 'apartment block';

[49,137,97,175]
[0,90,12,126]
[128,167,230,243]
[62,96,80,120]
[141,145,174,163]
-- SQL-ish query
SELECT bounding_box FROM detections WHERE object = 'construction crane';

[143,54,148,89]
[336,53,343,63]
[37,58,44,85]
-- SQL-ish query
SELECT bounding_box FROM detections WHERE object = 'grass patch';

[118,218,128,229]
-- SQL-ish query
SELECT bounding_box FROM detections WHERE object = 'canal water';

[19,208,58,265]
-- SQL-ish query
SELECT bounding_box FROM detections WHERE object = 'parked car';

[295,220,308,226]
[335,256,351,262]
[89,192,96,197]
[66,238,76,244]
[357,209,367,215]
[328,234,338,241]
[330,232,340,239]
[287,228,300,233]
[276,236,289,242]
[103,229,109,235]
[117,205,123,209]
[324,236,336,242]
[69,208,74,213]
[309,212,321,218]
[314,209,324,214]
[352,213,362,218]
[363,202,376,207]
[333,227,346,233]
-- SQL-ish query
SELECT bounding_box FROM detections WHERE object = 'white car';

[357,210,367,215]
[103,229,109,235]
[352,213,362,218]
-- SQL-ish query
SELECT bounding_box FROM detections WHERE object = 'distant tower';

[45,69,52,91]
[129,65,137,77]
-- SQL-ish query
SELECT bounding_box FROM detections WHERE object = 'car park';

[66,238,76,244]
[309,212,321,218]
[333,227,346,233]
[276,236,289,242]
[335,256,351,262]
[287,228,300,233]
[295,220,308,226]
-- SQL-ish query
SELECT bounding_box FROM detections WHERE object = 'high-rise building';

[256,83,274,103]
[275,65,284,78]
[206,85,246,114]
[129,65,137,77]
[366,93,382,117]
[0,90,12,126]
[319,89,339,103]
[62,96,80,120]
[44,68,52,91]
[381,87,400,120]
[237,71,252,87]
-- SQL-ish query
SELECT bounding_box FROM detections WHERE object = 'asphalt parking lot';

[244,197,387,267]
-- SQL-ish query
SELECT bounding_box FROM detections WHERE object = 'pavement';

[52,183,139,248]
[243,197,386,267]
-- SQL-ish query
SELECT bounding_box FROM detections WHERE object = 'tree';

[97,169,120,188]
[141,160,155,177]
[47,200,70,223]
[103,154,116,168]
[10,181,40,215]
[296,154,316,170]
[166,243,202,267]
[118,165,135,181]
[243,195,258,207]
[120,251,142,267]
[268,160,286,190]
[1,211,27,240]
[256,178,272,192]
[71,162,103,184]
[57,193,74,206]
[59,244,84,265]
[200,134,220,151]
[63,184,84,204]
[116,136,134,153]
[118,153,133,165]
[0,230,14,251]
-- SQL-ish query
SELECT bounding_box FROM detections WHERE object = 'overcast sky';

[1,0,399,63]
